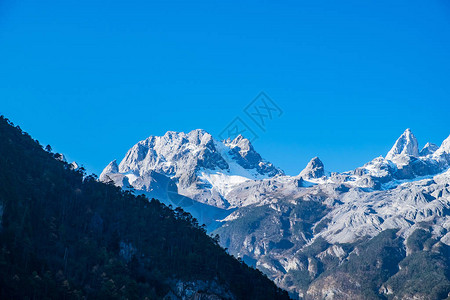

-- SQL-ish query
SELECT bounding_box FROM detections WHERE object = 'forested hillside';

[0,116,289,300]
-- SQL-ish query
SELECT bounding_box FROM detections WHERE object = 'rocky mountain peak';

[419,142,439,156]
[100,130,283,208]
[386,128,419,160]
[225,135,283,177]
[226,134,252,153]
[432,135,450,166]
[187,129,212,145]
[300,156,325,179]
[96,126,450,299]
[100,160,118,179]
[436,135,450,154]
[99,160,121,183]
[226,134,255,158]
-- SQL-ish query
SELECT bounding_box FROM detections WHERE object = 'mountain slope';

[212,130,450,299]
[100,130,282,211]
[0,116,289,300]
[100,130,286,230]
[101,127,450,299]
[386,128,419,160]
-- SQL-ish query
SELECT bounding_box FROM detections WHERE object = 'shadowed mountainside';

[0,116,290,300]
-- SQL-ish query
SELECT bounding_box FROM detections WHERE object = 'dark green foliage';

[225,205,271,235]
[213,205,277,252]
[291,230,406,299]
[284,269,312,291]
[285,237,340,291]
[286,228,450,299]
[406,228,432,253]
[336,229,405,298]
[0,116,290,300]
[385,229,450,300]
[289,200,328,240]
[214,198,328,257]
[313,217,330,234]
[290,200,327,223]
[302,236,330,257]
[385,251,450,300]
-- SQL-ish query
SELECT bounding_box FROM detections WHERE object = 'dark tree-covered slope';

[0,116,290,300]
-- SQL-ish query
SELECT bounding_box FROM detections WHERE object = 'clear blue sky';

[1,0,449,175]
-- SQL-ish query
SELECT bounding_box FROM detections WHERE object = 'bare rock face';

[101,128,450,299]
[164,280,235,300]
[306,272,370,300]
[225,135,282,176]
[117,130,229,179]
[420,142,439,156]
[433,135,450,168]
[386,128,419,161]
[299,157,325,179]
[393,155,440,179]
[358,130,449,182]
[99,159,119,181]
[100,129,283,209]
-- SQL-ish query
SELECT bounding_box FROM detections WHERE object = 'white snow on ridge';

[433,135,450,158]
[213,139,273,180]
[319,170,450,244]
[386,128,419,160]
[194,139,278,200]
[198,171,252,197]
[100,128,450,244]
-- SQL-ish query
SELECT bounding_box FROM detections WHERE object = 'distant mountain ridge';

[101,128,450,299]
[101,130,282,209]
[0,116,290,300]
[101,128,450,209]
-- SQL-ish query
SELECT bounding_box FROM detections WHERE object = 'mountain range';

[101,128,450,299]
[0,116,289,300]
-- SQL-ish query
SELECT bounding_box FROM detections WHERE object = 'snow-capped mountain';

[298,157,325,180]
[385,128,419,160]
[100,130,283,228]
[101,128,450,299]
[101,128,450,220]
[420,142,439,156]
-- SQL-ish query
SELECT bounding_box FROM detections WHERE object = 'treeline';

[0,116,290,300]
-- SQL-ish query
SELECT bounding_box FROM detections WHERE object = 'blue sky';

[1,0,449,175]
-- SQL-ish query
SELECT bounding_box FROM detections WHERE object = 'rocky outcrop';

[164,280,235,300]
[101,128,450,298]
[420,142,439,156]
[214,170,450,298]
[225,135,282,176]
[299,157,325,180]
[100,130,283,209]
[386,128,419,160]
[99,160,119,181]
[433,135,450,168]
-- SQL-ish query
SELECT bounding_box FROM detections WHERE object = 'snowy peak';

[299,157,325,179]
[419,142,439,156]
[99,160,119,180]
[435,135,450,155]
[225,135,253,156]
[101,128,450,211]
[186,129,214,147]
[386,128,419,160]
[433,134,450,166]
[99,160,121,183]
[100,129,283,208]
[113,129,281,178]
[107,159,119,173]
[116,129,229,177]
[224,135,283,177]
